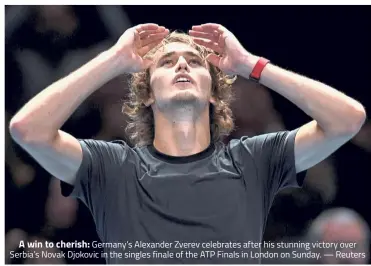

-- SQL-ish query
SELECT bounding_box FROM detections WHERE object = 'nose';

[175,56,189,72]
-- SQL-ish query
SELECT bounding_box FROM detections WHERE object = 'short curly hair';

[123,31,236,147]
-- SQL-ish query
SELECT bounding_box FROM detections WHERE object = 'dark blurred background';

[5,5,371,264]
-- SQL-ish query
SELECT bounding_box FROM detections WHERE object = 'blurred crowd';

[5,6,371,264]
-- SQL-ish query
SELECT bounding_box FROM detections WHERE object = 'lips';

[173,74,195,85]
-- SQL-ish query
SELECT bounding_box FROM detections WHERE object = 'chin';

[156,91,208,113]
[172,90,198,102]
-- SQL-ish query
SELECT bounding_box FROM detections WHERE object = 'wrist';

[237,53,260,79]
[103,48,126,76]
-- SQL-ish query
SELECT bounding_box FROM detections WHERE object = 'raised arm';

[190,23,366,172]
[248,60,366,172]
[9,24,169,185]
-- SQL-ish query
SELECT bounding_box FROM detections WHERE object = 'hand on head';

[113,23,252,76]
[111,23,170,73]
[189,23,252,75]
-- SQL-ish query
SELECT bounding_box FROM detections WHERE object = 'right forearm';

[10,48,121,142]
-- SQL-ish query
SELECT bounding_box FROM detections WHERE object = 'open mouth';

[175,77,191,83]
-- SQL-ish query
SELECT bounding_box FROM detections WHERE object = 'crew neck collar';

[147,143,215,164]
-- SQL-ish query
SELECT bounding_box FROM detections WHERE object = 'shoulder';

[77,139,134,163]
[228,130,298,149]
[226,129,299,160]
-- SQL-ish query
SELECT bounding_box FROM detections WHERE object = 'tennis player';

[10,23,366,263]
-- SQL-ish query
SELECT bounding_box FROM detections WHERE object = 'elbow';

[339,103,367,136]
[349,103,367,133]
[325,103,366,137]
[9,118,48,145]
[9,118,27,142]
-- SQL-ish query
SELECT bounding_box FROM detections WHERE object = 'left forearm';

[240,56,367,134]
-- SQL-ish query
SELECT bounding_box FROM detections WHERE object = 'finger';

[192,24,225,35]
[206,54,221,68]
[138,38,164,57]
[192,38,224,54]
[189,30,219,42]
[191,25,204,32]
[133,30,141,46]
[136,26,166,36]
[138,26,166,38]
[135,23,160,32]
[141,28,169,39]
[140,30,169,47]
[201,23,226,33]
[192,24,229,49]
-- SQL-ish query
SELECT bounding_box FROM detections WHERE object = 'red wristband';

[249,57,270,82]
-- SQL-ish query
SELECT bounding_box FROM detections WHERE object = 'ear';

[209,96,216,105]
[144,93,155,107]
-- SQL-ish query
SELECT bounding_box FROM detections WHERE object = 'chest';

[101,163,265,244]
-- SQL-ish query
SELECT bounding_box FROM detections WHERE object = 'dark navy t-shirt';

[61,129,305,264]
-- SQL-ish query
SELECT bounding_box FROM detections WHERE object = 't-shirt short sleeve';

[236,129,306,205]
[60,139,128,217]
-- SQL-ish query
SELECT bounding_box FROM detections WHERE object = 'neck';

[152,106,211,156]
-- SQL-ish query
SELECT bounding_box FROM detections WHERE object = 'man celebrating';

[10,23,366,263]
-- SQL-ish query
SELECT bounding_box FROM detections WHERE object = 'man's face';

[148,42,214,115]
